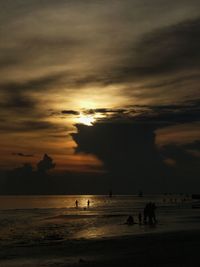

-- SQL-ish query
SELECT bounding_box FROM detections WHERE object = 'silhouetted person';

[126,215,134,225]
[138,212,142,225]
[143,202,157,225]
[143,206,147,224]
[148,202,157,224]
[87,200,90,207]
[75,200,79,208]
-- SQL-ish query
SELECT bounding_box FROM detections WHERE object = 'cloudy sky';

[0,0,199,193]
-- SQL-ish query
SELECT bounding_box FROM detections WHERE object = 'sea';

[0,194,199,247]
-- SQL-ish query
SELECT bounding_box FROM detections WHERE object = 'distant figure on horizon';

[126,215,134,225]
[87,200,90,207]
[75,200,79,208]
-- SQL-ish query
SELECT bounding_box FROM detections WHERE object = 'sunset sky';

[0,0,199,193]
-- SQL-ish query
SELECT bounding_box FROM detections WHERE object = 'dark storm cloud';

[0,1,200,97]
[84,108,126,115]
[83,99,200,125]
[57,108,126,118]
[0,55,21,69]
[22,36,79,51]
[141,73,200,90]
[161,142,200,162]
[161,142,200,173]
[1,154,56,194]
[0,73,64,93]
[52,16,200,94]
[61,110,80,115]
[58,99,200,125]
[72,122,200,193]
[116,17,200,81]
[0,0,200,195]
[72,123,168,193]
[12,153,34,157]
[0,120,65,133]
[1,15,200,96]
[132,100,200,124]
[37,154,55,174]
[55,16,200,100]
[0,73,68,122]
[49,16,200,89]
[182,141,200,151]
[19,120,62,131]
[71,99,200,193]
[0,93,36,111]
[0,37,82,73]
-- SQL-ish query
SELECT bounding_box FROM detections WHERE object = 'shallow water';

[0,195,199,246]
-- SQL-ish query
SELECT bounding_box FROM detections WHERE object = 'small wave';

[45,213,129,221]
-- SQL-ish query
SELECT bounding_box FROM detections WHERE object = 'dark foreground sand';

[1,230,200,267]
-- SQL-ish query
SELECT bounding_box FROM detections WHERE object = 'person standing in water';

[138,212,142,225]
[75,200,79,208]
[87,200,90,207]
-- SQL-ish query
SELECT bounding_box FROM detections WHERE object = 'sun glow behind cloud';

[77,114,96,126]
[0,0,199,179]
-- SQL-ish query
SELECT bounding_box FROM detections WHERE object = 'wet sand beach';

[1,230,200,267]
[0,195,199,267]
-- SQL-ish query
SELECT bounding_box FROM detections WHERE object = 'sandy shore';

[1,230,200,267]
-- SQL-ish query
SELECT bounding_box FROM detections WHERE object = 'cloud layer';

[0,0,199,192]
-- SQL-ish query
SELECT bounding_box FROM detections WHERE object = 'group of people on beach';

[126,202,157,225]
[143,202,157,224]
[74,198,157,226]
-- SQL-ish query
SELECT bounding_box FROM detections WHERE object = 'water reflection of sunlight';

[76,226,107,239]
[75,195,95,208]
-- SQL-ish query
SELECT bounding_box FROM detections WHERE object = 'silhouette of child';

[126,215,134,225]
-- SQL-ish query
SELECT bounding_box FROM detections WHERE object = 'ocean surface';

[0,195,199,247]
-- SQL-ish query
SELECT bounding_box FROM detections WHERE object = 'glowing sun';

[78,114,95,126]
